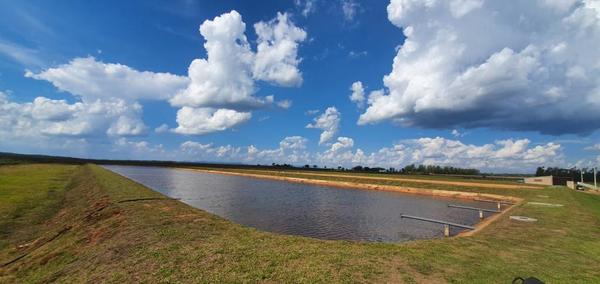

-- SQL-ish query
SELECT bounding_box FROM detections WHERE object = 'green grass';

[1,164,599,283]
[0,165,76,253]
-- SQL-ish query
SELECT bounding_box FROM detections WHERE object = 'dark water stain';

[105,165,497,242]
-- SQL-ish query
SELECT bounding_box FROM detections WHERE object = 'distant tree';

[535,167,545,176]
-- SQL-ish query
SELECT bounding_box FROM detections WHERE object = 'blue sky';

[1,0,599,173]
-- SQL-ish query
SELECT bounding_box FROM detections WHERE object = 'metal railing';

[400,214,475,237]
[448,204,500,219]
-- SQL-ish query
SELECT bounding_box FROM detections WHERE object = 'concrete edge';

[456,198,524,237]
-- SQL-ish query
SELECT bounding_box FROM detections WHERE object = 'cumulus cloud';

[349,81,365,107]
[246,136,311,164]
[107,115,148,136]
[17,57,191,139]
[329,136,354,152]
[154,124,169,134]
[406,137,562,171]
[172,107,251,135]
[279,136,308,150]
[113,138,166,159]
[359,0,600,135]
[170,10,305,110]
[316,136,563,172]
[2,10,306,148]
[306,106,341,144]
[181,136,311,164]
[180,141,242,162]
[26,57,188,102]
[254,12,307,86]
[0,92,147,138]
[169,11,257,109]
[169,10,306,134]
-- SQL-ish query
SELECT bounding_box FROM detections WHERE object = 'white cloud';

[405,137,562,171]
[277,99,293,109]
[181,136,310,165]
[360,0,600,135]
[306,106,341,144]
[451,129,463,137]
[253,12,307,87]
[155,124,169,134]
[315,136,563,172]
[169,11,257,109]
[6,56,189,141]
[172,107,251,135]
[28,97,79,121]
[114,138,166,159]
[349,81,365,107]
[294,0,317,17]
[246,136,311,164]
[0,93,147,138]
[170,10,305,110]
[26,57,188,102]
[585,143,600,151]
[107,115,148,136]
[181,141,215,154]
[169,10,305,135]
[26,130,561,173]
[279,136,308,150]
[0,40,44,67]
[329,136,354,152]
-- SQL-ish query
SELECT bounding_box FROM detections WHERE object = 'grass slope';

[1,164,599,283]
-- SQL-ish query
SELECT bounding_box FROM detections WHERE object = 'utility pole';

[594,167,597,189]
[581,169,584,183]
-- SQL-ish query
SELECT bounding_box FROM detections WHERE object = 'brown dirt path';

[228,169,543,190]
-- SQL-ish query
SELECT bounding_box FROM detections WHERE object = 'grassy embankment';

[1,164,599,283]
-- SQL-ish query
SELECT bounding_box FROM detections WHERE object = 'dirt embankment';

[237,169,542,190]
[187,168,522,203]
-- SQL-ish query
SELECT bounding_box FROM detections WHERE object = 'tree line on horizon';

[293,163,480,175]
[535,166,599,182]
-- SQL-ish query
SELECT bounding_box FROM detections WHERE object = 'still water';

[105,165,497,242]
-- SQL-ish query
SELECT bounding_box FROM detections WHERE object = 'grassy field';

[1,164,599,283]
